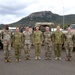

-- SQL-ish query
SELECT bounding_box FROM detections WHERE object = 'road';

[0,46,75,75]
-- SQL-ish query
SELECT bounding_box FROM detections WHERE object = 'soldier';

[32,26,43,60]
[52,26,64,60]
[0,28,3,49]
[72,30,75,51]
[64,27,73,61]
[44,26,52,60]
[2,25,12,63]
[23,26,32,60]
[12,27,24,62]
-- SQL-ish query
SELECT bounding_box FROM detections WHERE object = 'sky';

[0,0,75,24]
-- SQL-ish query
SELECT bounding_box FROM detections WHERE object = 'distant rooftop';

[35,22,54,27]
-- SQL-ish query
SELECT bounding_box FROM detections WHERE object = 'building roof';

[35,22,54,27]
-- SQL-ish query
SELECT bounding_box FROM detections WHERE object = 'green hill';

[0,11,75,28]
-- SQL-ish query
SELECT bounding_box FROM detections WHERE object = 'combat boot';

[66,56,69,61]
[16,59,18,62]
[4,59,8,63]
[7,57,11,62]
[35,56,38,60]
[69,56,72,61]
[38,56,41,60]
[18,59,21,62]
[45,57,48,60]
[48,57,51,60]
[67,56,70,61]
[58,57,61,60]
[4,57,8,63]
[55,57,58,60]
[24,57,27,61]
[27,55,30,60]
[8,59,11,63]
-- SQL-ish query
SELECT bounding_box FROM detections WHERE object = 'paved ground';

[0,46,75,75]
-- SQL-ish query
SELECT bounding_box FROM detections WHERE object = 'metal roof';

[35,22,54,27]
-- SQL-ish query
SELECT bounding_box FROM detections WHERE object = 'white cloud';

[0,0,75,24]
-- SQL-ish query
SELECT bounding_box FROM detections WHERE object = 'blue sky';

[0,0,75,24]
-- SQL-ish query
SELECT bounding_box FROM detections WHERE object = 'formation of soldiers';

[0,25,75,63]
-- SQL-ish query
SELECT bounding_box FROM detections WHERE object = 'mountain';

[0,11,75,28]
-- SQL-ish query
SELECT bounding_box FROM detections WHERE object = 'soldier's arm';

[30,34,32,43]
[21,33,24,44]
[1,30,4,40]
[12,33,15,44]
[62,33,66,44]
[1,30,4,44]
[22,32,25,41]
[63,32,67,42]
[51,32,55,43]
[0,31,2,41]
[32,31,35,44]
[51,34,53,42]
[41,32,44,43]
[72,34,75,44]
[43,32,45,43]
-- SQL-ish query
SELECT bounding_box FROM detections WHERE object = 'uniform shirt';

[44,31,52,44]
[52,30,64,44]
[65,32,73,44]
[23,31,32,44]
[2,29,12,44]
[12,32,24,46]
[32,30,43,44]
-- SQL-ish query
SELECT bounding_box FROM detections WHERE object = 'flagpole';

[63,7,64,29]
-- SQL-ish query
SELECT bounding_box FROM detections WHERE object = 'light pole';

[63,7,64,29]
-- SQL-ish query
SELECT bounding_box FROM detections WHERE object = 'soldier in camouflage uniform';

[64,27,73,61]
[0,28,3,49]
[44,26,52,60]
[23,26,32,60]
[0,29,2,40]
[52,26,64,60]
[72,30,75,50]
[32,26,43,60]
[2,25,12,63]
[12,27,24,62]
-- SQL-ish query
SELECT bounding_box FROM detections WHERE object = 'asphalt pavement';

[0,46,75,75]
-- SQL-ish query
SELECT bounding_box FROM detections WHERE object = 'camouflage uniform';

[64,32,73,61]
[32,30,43,59]
[0,30,3,49]
[72,34,75,49]
[12,32,24,61]
[23,31,32,60]
[52,30,64,60]
[44,31,52,60]
[0,31,1,44]
[2,30,12,62]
